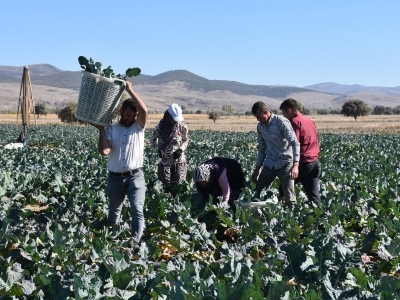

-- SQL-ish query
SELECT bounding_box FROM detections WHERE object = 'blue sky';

[1,0,399,87]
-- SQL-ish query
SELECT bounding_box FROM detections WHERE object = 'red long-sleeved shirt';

[290,113,319,163]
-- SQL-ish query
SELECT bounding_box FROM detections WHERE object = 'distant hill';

[133,70,318,98]
[1,64,400,112]
[305,82,400,95]
[0,65,317,98]
[0,64,81,90]
[0,64,62,78]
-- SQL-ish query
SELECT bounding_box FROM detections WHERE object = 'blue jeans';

[255,162,295,206]
[105,169,147,243]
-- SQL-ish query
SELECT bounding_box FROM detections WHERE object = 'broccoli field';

[0,124,400,299]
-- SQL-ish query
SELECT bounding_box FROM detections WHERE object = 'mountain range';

[1,64,399,113]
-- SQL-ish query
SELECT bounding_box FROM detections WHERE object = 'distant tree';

[316,109,329,115]
[294,100,304,113]
[196,110,202,114]
[34,104,47,119]
[384,107,394,115]
[329,109,341,114]
[244,111,252,116]
[208,111,220,123]
[341,100,371,120]
[58,102,82,124]
[302,107,311,115]
[222,105,234,115]
[287,99,310,114]
[394,106,400,115]
[373,105,385,115]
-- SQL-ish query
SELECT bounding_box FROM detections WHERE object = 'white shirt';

[105,121,145,173]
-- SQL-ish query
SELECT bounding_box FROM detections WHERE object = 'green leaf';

[348,267,368,288]
[360,231,378,253]
[21,279,36,295]
[125,67,141,77]
[78,56,89,70]
[103,66,113,78]
[378,277,400,298]
[386,237,400,256]
[5,263,22,290]
[322,275,341,299]
[0,277,11,292]
[304,288,321,300]
[282,243,307,279]
[373,259,395,275]
[94,62,102,75]
[266,281,292,300]
[311,236,333,279]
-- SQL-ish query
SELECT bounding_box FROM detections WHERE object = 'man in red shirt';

[279,99,321,207]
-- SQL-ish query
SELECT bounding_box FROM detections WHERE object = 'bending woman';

[194,157,245,213]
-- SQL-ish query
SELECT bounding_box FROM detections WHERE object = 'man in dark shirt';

[279,99,321,207]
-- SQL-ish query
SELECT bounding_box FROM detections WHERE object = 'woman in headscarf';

[150,104,189,185]
[194,157,246,213]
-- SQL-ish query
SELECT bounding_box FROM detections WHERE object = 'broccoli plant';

[78,56,141,83]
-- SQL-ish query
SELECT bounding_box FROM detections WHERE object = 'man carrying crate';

[91,81,148,247]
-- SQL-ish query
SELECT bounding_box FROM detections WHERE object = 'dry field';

[1,114,400,133]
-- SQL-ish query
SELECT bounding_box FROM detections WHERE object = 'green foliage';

[295,100,304,113]
[57,102,83,124]
[341,99,372,120]
[292,99,312,115]
[78,56,141,81]
[373,105,395,115]
[302,107,312,115]
[208,111,220,123]
[317,109,329,115]
[34,104,47,119]
[373,105,386,115]
[222,105,234,115]
[0,125,400,298]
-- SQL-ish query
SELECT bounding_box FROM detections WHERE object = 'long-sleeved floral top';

[150,122,189,165]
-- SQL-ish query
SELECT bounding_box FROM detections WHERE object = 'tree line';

[206,99,375,122]
[14,99,396,124]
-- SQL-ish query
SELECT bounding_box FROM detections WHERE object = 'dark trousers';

[279,159,321,207]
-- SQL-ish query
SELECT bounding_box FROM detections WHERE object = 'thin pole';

[17,68,25,125]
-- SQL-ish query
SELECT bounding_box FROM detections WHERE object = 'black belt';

[108,168,141,177]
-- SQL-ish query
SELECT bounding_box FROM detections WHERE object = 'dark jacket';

[195,157,245,201]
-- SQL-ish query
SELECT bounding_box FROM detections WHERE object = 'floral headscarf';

[194,163,214,182]
[157,111,176,151]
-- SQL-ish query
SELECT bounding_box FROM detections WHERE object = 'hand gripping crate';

[76,71,126,126]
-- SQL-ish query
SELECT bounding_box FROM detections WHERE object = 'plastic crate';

[76,71,125,126]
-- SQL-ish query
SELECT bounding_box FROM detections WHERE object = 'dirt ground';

[2,113,400,133]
